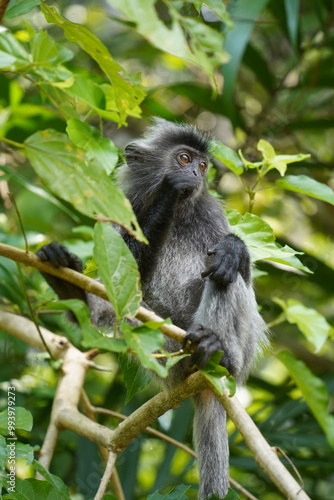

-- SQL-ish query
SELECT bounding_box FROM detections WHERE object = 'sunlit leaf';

[66,119,118,175]
[257,139,275,160]
[41,3,146,125]
[210,140,243,175]
[0,30,30,68]
[278,351,334,448]
[276,175,334,205]
[226,210,311,273]
[273,298,332,352]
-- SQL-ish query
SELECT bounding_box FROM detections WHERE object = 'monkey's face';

[174,146,209,178]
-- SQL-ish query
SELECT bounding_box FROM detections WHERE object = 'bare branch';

[94,452,117,500]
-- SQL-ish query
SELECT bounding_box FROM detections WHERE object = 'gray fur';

[89,120,268,499]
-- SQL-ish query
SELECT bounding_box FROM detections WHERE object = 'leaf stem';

[0,136,25,149]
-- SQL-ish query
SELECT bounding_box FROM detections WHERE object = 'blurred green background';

[0,1,333,499]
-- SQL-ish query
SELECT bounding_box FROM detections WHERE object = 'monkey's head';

[121,118,211,204]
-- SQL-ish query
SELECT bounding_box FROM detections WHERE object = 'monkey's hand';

[184,325,235,374]
[36,242,87,301]
[37,242,83,271]
[162,172,199,199]
[201,234,251,287]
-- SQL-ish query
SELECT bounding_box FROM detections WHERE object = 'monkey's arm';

[123,173,198,278]
[37,242,87,302]
[201,234,251,286]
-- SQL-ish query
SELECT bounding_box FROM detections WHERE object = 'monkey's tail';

[193,390,229,499]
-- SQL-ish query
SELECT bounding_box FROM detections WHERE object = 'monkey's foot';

[184,325,224,369]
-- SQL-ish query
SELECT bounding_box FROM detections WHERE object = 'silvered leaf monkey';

[37,118,267,499]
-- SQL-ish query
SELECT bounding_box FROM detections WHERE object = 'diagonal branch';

[0,242,185,343]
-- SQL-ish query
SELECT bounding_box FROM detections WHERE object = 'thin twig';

[94,452,117,500]
[80,391,125,500]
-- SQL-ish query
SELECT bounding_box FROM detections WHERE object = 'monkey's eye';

[178,153,191,165]
[199,161,207,173]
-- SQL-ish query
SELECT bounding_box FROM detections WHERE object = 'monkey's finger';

[201,263,218,278]
[211,259,239,285]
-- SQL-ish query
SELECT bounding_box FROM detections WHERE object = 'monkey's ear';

[125,142,148,168]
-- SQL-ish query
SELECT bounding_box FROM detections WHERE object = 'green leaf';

[284,0,300,50]
[0,31,30,68]
[209,140,243,175]
[24,129,145,241]
[221,0,270,123]
[4,0,41,20]
[31,30,59,64]
[226,210,311,273]
[0,165,80,222]
[121,322,167,378]
[66,119,118,175]
[41,4,146,125]
[4,460,71,499]
[0,407,33,434]
[278,351,334,448]
[0,435,6,468]
[147,484,191,499]
[94,222,142,319]
[119,353,152,403]
[200,351,236,396]
[106,0,227,85]
[81,326,127,352]
[273,298,332,352]
[276,175,334,205]
[65,75,106,110]
[202,0,232,25]
[257,139,275,160]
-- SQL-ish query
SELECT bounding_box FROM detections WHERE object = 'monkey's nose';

[193,170,198,176]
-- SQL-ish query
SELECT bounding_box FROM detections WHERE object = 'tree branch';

[0,242,185,344]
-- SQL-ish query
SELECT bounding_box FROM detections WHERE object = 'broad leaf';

[147,484,191,499]
[121,322,167,378]
[0,30,30,68]
[107,0,228,85]
[66,119,118,175]
[0,407,32,435]
[119,353,152,403]
[24,129,145,241]
[94,222,141,319]
[274,298,332,352]
[278,351,334,448]
[200,351,236,396]
[276,175,334,205]
[226,210,311,273]
[41,4,146,125]
[209,140,243,175]
[4,0,41,20]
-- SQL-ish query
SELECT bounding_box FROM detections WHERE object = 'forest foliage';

[0,1,334,499]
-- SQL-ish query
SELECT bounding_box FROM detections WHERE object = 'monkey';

[37,118,267,499]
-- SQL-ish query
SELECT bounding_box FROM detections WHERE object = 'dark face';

[173,145,209,178]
